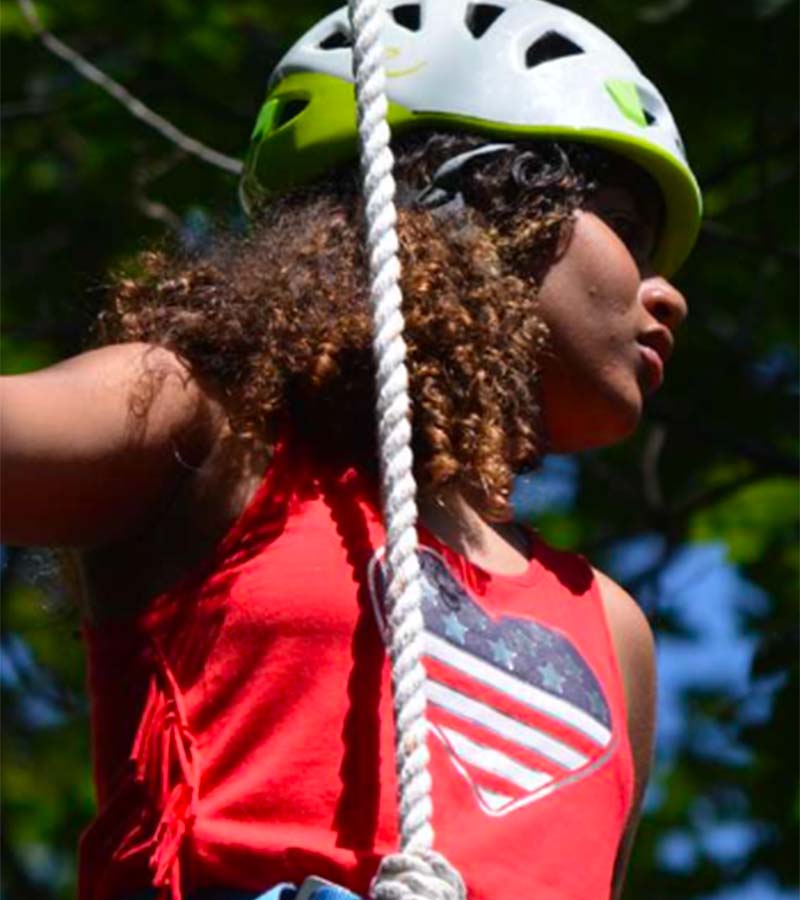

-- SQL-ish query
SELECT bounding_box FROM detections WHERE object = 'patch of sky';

[698,820,765,867]
[700,871,799,900]
[19,692,67,729]
[657,828,698,873]
[657,808,787,897]
[0,640,22,688]
[0,632,67,729]
[750,344,799,394]
[1,632,35,689]
[603,532,667,611]
[657,822,771,878]
[642,779,665,813]
[511,455,579,520]
[735,670,790,727]
[604,535,772,758]
[180,207,213,253]
[610,533,789,895]
[18,843,73,890]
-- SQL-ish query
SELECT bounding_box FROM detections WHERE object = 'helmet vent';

[319,28,353,50]
[637,85,664,126]
[465,4,505,38]
[391,4,421,31]
[525,31,583,68]
[275,98,309,129]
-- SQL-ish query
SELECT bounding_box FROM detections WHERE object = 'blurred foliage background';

[1,1,797,898]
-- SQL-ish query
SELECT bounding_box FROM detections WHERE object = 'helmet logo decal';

[606,79,652,128]
[385,45,427,79]
[387,61,428,78]
[251,98,281,140]
[368,546,617,818]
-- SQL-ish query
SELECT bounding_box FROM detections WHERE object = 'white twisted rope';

[346,1,464,898]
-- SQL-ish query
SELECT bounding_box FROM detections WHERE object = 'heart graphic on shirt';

[368,547,616,817]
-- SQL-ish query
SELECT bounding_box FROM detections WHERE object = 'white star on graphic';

[489,637,516,668]
[588,690,606,718]
[442,612,468,644]
[538,661,566,693]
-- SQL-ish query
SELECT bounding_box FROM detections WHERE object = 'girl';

[1,1,701,898]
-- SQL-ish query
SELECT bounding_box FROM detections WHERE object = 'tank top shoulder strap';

[207,431,303,569]
[527,530,596,597]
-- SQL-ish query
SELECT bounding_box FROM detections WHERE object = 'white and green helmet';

[241,0,702,276]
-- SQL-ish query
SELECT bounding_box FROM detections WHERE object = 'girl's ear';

[555,212,576,259]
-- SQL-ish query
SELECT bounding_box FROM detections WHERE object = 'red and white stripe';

[424,633,612,815]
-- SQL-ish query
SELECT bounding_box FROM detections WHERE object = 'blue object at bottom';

[122,880,362,900]
[261,882,362,900]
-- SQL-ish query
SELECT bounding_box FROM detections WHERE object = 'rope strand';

[346,1,464,897]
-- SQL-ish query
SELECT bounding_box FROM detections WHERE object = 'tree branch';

[16,0,243,175]
[132,151,185,231]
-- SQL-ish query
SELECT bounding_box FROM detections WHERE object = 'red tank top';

[79,438,634,900]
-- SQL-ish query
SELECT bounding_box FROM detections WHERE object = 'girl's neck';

[418,489,532,577]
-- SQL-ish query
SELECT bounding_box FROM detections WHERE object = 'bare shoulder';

[1,342,227,547]
[49,341,222,432]
[592,568,656,676]
[67,345,270,619]
[36,341,193,382]
[3,341,224,438]
[592,567,657,796]
[593,568,657,897]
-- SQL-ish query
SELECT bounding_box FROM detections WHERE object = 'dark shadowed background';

[1,1,798,898]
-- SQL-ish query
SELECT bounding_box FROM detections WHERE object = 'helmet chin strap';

[410,143,514,219]
[403,142,515,223]
[414,142,514,211]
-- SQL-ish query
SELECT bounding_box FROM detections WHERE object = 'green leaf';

[689,478,799,565]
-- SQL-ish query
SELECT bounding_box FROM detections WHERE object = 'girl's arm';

[594,568,657,900]
[0,343,221,547]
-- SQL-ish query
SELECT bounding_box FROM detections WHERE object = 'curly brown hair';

[96,134,605,520]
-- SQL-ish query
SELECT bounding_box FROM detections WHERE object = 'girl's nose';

[640,277,688,333]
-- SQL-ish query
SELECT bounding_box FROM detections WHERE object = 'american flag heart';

[368,546,615,817]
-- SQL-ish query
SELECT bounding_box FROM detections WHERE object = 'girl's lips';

[638,343,664,393]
